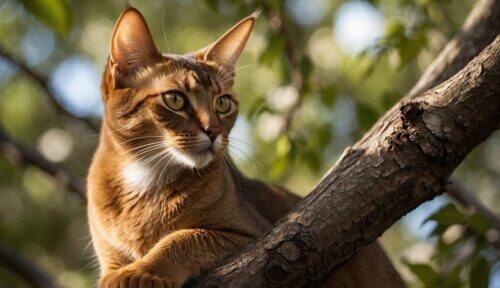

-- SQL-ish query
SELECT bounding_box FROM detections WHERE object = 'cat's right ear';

[109,7,162,88]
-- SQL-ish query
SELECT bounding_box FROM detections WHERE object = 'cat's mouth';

[172,141,220,169]
[165,134,223,169]
[172,147,214,169]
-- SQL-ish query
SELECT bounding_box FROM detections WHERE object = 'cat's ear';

[199,12,257,69]
[109,7,162,88]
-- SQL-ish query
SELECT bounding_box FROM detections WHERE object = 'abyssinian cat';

[87,7,405,288]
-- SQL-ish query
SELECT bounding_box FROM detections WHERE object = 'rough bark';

[194,34,500,288]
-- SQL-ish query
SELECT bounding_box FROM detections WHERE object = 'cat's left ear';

[198,12,258,69]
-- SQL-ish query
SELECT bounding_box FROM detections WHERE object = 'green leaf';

[17,0,72,37]
[429,223,448,237]
[426,204,465,226]
[406,263,438,287]
[443,265,462,288]
[319,85,337,108]
[259,32,286,66]
[246,97,268,120]
[469,257,490,288]
[381,90,401,110]
[399,29,427,67]
[299,55,314,80]
[385,20,405,40]
[316,124,332,148]
[302,149,321,173]
[276,135,291,158]
[270,156,288,180]
[468,213,491,235]
[356,101,379,131]
[204,0,218,11]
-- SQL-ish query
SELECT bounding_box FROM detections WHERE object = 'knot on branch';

[400,102,423,126]
[264,231,320,286]
[393,101,449,163]
[264,259,291,285]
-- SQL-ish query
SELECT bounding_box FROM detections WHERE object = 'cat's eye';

[215,95,231,113]
[162,91,186,111]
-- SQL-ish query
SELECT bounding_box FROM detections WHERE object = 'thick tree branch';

[0,128,85,200]
[195,34,500,287]
[401,0,500,227]
[0,243,59,288]
[0,46,99,132]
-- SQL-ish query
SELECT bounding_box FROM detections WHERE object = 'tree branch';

[195,33,500,287]
[400,0,500,230]
[0,243,59,288]
[0,46,99,132]
[0,128,85,201]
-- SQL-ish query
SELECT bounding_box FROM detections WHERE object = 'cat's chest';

[105,191,192,258]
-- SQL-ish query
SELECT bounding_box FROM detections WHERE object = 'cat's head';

[102,7,255,170]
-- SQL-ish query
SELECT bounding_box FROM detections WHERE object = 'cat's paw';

[99,268,179,288]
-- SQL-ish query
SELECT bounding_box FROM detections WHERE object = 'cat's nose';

[203,126,221,142]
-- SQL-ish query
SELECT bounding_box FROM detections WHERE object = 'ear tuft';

[109,7,162,87]
[201,14,257,69]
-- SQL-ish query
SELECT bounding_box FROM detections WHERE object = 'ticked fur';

[88,7,405,288]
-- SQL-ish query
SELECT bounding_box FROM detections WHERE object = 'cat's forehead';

[130,55,232,95]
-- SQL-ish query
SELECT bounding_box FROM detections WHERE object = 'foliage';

[16,0,72,37]
[406,203,498,288]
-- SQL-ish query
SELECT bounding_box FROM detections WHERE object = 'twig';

[0,128,86,201]
[0,45,99,132]
[0,243,59,288]
[448,178,500,232]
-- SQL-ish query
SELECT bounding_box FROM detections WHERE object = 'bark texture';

[194,35,500,288]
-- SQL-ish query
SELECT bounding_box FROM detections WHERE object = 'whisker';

[134,144,167,158]
[140,149,173,167]
[118,136,165,145]
[124,141,165,152]
[157,150,177,184]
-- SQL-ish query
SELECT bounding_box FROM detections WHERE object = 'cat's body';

[88,7,405,288]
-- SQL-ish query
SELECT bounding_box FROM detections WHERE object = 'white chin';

[171,149,214,169]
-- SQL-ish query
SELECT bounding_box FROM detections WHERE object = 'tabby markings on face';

[104,8,249,195]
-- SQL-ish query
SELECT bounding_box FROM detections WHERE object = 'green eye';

[162,91,186,111]
[215,95,231,113]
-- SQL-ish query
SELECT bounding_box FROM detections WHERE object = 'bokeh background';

[0,0,498,287]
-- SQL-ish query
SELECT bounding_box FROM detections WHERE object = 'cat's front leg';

[99,228,253,288]
[100,266,178,288]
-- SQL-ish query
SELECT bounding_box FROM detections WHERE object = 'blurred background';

[0,0,498,287]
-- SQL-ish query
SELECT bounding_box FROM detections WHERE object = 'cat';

[87,7,405,288]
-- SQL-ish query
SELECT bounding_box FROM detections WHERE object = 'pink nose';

[204,126,221,141]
